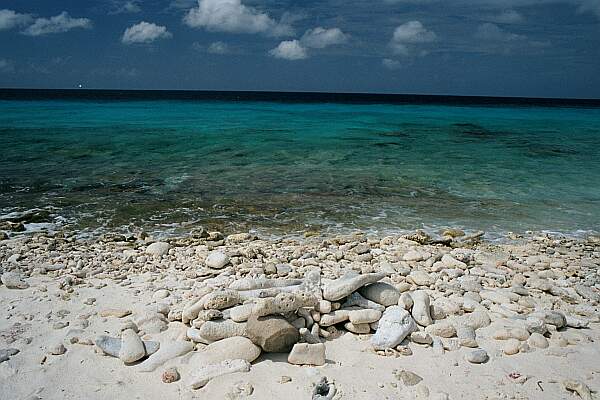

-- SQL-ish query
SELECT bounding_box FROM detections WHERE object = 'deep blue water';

[1,89,599,238]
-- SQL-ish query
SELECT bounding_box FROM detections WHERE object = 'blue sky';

[0,0,599,97]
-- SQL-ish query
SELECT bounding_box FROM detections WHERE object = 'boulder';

[246,315,299,352]
[288,343,326,366]
[371,306,416,350]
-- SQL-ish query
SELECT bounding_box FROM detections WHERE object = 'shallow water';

[1,91,599,237]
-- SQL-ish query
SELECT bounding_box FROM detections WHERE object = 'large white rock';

[371,306,416,350]
[146,242,170,257]
[119,329,146,363]
[1,272,29,289]
[205,251,230,269]
[411,290,433,326]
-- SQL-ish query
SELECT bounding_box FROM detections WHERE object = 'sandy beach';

[1,228,599,400]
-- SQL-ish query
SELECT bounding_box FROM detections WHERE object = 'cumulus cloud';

[183,0,293,36]
[0,9,32,31]
[23,12,92,36]
[269,40,307,60]
[110,1,142,14]
[476,22,524,41]
[390,21,436,55]
[122,21,172,44]
[300,27,348,49]
[382,58,401,69]
[269,26,348,61]
[207,41,229,54]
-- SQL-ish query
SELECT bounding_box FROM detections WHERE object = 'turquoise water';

[1,95,599,238]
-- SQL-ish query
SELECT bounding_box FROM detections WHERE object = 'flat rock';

[322,272,386,301]
[189,359,251,390]
[99,309,132,318]
[192,336,261,365]
[288,343,326,366]
[198,319,246,341]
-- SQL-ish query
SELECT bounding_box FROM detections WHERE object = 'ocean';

[1,89,599,239]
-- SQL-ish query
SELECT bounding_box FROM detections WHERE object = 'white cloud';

[382,58,401,69]
[110,1,142,14]
[269,40,307,60]
[183,0,292,36]
[208,41,229,54]
[390,21,436,55]
[0,9,32,31]
[476,22,523,41]
[300,27,348,49]
[23,12,92,36]
[122,21,172,44]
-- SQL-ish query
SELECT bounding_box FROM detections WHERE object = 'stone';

[566,315,589,329]
[95,335,159,358]
[342,292,385,311]
[461,311,491,330]
[456,325,477,348]
[466,349,488,364]
[394,369,423,386]
[288,343,326,366]
[205,251,230,269]
[229,304,255,322]
[253,292,318,317]
[138,341,194,372]
[1,272,29,289]
[162,367,180,383]
[189,359,251,390]
[371,306,417,350]
[198,319,246,341]
[408,270,434,286]
[246,315,299,353]
[358,282,400,306]
[425,322,456,338]
[441,254,467,269]
[203,289,240,310]
[410,331,433,345]
[348,309,382,325]
[398,292,414,310]
[319,310,350,327]
[503,339,520,355]
[229,278,302,291]
[562,379,593,400]
[49,343,66,355]
[193,336,261,366]
[99,309,132,318]
[135,311,168,334]
[411,291,433,327]
[312,377,337,400]
[344,321,370,334]
[528,332,549,349]
[146,242,170,256]
[322,272,386,301]
[119,329,146,363]
[299,328,322,344]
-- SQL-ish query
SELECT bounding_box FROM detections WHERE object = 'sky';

[0,0,599,98]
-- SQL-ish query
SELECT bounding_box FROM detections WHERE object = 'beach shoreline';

[1,226,599,399]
